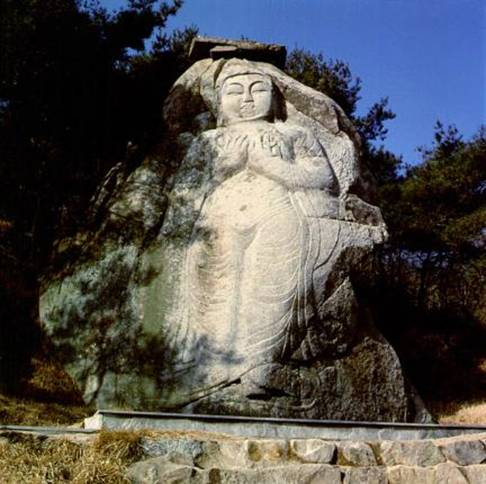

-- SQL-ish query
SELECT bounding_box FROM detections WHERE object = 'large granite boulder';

[40,39,425,421]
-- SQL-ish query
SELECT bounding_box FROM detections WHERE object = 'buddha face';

[219,73,273,125]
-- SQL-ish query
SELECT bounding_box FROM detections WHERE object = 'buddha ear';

[217,110,227,127]
[271,83,287,122]
[216,89,226,127]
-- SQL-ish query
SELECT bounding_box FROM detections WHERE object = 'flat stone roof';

[189,36,287,68]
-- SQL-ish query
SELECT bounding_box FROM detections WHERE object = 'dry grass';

[0,430,145,484]
[0,429,236,483]
[0,392,91,427]
[24,357,84,405]
[0,356,92,426]
[432,400,486,425]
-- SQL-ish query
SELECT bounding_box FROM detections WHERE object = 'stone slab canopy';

[189,36,287,69]
[40,37,427,422]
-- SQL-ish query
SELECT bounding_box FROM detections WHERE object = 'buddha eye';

[225,84,244,95]
[251,83,269,94]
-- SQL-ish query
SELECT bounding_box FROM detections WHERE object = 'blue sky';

[100,0,485,165]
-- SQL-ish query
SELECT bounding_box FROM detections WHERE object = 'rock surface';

[290,439,336,464]
[125,431,486,484]
[339,442,377,466]
[40,40,424,421]
[437,437,486,466]
[380,440,446,467]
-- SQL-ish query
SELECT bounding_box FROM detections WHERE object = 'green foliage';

[0,0,191,265]
[387,124,485,255]
[0,0,190,391]
[355,98,396,143]
[285,48,399,187]
[371,124,486,401]
[286,49,361,117]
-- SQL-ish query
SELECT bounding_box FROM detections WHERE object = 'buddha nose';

[242,88,254,103]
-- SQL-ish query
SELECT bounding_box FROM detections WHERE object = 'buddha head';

[216,60,279,126]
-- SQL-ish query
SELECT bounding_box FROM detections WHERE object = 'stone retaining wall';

[128,432,486,483]
[2,427,486,482]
